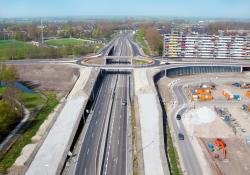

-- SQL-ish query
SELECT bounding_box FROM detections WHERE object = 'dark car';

[122,100,127,106]
[176,114,181,120]
[178,133,184,140]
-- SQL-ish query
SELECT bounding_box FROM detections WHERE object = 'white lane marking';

[118,140,119,145]
[92,133,94,138]
[87,148,89,155]
[84,168,86,175]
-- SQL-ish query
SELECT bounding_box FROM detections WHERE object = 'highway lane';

[75,35,131,175]
[74,73,117,175]
[102,35,130,175]
[103,73,128,175]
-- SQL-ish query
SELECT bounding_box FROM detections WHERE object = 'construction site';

[158,71,250,175]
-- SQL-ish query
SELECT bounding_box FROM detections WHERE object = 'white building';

[163,34,250,59]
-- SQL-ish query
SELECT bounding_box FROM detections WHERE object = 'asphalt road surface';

[74,73,117,175]
[75,34,133,175]
[102,35,131,175]
[171,84,202,175]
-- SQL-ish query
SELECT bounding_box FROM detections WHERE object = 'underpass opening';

[165,65,242,78]
[242,66,250,72]
[106,57,132,65]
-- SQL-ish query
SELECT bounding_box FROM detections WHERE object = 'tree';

[145,27,162,55]
[138,28,146,38]
[91,28,102,38]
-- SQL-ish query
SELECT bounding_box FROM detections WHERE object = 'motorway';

[74,35,132,175]
[102,36,130,175]
[4,33,248,175]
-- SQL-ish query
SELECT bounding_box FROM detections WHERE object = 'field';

[44,38,93,47]
[0,38,103,60]
[0,40,35,60]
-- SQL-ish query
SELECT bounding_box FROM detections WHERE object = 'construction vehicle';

[246,91,250,98]
[214,138,227,159]
[233,94,241,101]
[242,104,250,112]
[199,94,213,101]
[241,83,250,89]
[232,82,241,87]
[223,89,234,100]
[208,138,227,160]
[194,88,211,94]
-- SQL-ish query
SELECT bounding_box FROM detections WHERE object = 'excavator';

[214,138,227,159]
[208,138,227,159]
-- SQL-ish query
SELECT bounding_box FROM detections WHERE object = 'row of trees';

[137,27,163,55]
[0,64,22,140]
[208,22,250,35]
[0,20,124,42]
[1,44,96,60]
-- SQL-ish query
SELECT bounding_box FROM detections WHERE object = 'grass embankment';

[131,101,139,175]
[133,58,153,65]
[0,88,21,140]
[163,104,182,175]
[0,90,58,173]
[166,121,182,175]
[0,40,36,60]
[45,38,91,47]
[45,38,104,52]
[134,34,151,55]
[0,101,21,140]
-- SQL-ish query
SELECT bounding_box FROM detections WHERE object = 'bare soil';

[200,138,250,175]
[15,64,79,98]
[158,72,250,175]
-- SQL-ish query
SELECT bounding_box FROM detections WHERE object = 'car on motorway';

[178,133,184,140]
[176,114,181,120]
[122,100,127,106]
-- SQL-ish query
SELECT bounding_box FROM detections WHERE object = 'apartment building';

[163,34,250,59]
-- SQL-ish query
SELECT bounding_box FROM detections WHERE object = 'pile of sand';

[186,107,216,125]
[184,107,234,138]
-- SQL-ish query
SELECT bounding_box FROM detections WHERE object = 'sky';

[0,0,250,19]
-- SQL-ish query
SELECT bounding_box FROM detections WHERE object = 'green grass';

[0,87,6,95]
[131,101,139,175]
[45,38,91,47]
[17,92,46,110]
[0,92,58,173]
[166,123,182,175]
[134,34,151,55]
[0,87,45,111]
[164,105,182,175]
[0,40,35,60]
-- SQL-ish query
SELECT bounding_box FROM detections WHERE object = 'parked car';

[176,114,181,120]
